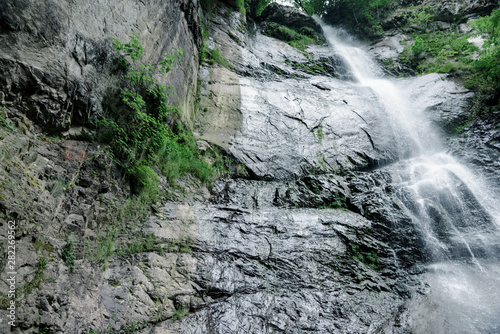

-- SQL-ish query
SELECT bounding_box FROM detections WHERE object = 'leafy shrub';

[132,164,159,199]
[406,4,434,27]
[96,34,214,189]
[202,47,229,68]
[400,6,499,102]
[466,6,500,96]
[401,30,478,74]
[320,0,395,38]
[62,238,76,272]
[236,0,246,15]
[263,24,321,51]
[255,0,272,16]
[172,307,188,321]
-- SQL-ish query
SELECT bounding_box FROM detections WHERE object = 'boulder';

[259,2,322,33]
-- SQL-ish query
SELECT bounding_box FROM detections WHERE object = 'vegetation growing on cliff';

[400,5,500,111]
[283,0,499,107]
[263,23,323,51]
[96,34,217,194]
[294,0,395,37]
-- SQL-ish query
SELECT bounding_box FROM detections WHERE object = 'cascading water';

[317,19,500,333]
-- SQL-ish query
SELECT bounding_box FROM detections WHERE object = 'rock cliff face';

[0,0,202,133]
[1,0,499,333]
[0,0,205,333]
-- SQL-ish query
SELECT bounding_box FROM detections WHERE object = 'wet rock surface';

[153,179,413,334]
[178,5,497,333]
[0,1,498,333]
[0,0,202,133]
[447,110,500,188]
[258,2,322,33]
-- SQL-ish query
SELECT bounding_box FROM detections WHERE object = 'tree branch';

[293,0,311,16]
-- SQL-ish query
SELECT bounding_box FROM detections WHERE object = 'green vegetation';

[202,47,229,68]
[405,4,434,27]
[172,307,189,321]
[96,34,217,196]
[290,58,331,76]
[314,125,324,143]
[263,23,322,51]
[467,6,500,97]
[200,0,217,14]
[255,0,272,16]
[293,0,327,16]
[400,31,479,74]
[299,0,395,38]
[399,5,500,117]
[319,196,346,209]
[350,244,380,270]
[20,256,48,295]
[0,108,14,132]
[116,234,193,256]
[62,238,76,272]
[236,0,246,15]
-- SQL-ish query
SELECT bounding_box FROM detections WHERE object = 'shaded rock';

[0,0,202,133]
[259,2,322,33]
[153,178,409,333]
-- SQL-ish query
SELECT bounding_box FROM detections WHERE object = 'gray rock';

[259,2,322,33]
[0,0,202,133]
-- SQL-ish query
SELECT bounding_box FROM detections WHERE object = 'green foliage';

[93,229,116,264]
[467,6,500,96]
[399,6,499,101]
[0,108,14,132]
[321,0,395,38]
[99,35,183,173]
[97,34,215,191]
[318,196,346,209]
[39,325,51,334]
[21,256,48,295]
[236,0,246,15]
[401,30,478,74]
[294,0,328,16]
[411,36,426,55]
[351,244,380,270]
[202,47,229,68]
[132,165,159,201]
[263,24,322,51]
[0,292,10,310]
[123,320,147,332]
[256,0,272,16]
[315,126,324,143]
[117,233,159,255]
[152,125,214,186]
[200,0,217,13]
[406,4,434,27]
[172,307,188,321]
[62,238,76,273]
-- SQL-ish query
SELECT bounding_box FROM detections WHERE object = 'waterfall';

[316,19,500,333]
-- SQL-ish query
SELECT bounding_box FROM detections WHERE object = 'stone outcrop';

[0,0,205,333]
[0,0,202,133]
[383,0,498,30]
[258,2,322,33]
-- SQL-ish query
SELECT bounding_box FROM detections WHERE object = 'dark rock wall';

[0,0,202,133]
[0,0,205,333]
[0,1,498,333]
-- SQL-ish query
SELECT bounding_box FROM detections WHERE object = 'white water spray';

[316,18,500,333]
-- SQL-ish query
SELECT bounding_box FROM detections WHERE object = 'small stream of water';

[317,19,500,334]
